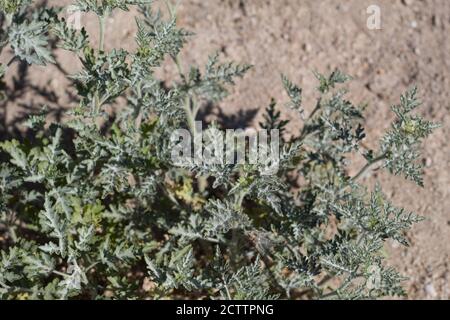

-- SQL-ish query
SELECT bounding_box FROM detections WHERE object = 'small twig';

[6,56,17,67]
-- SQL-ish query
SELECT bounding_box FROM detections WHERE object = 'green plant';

[0,0,438,300]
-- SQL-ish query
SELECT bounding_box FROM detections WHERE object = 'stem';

[221,276,232,300]
[299,98,321,140]
[183,95,196,135]
[164,0,179,18]
[350,154,387,183]
[234,190,247,211]
[52,270,69,277]
[86,262,100,271]
[0,280,10,290]
[5,13,13,28]
[320,277,353,299]
[249,236,287,297]
[228,190,249,267]
[98,92,111,107]
[168,229,222,244]
[6,56,16,67]
[93,91,100,115]
[230,229,239,268]
[173,55,186,83]
[98,15,106,52]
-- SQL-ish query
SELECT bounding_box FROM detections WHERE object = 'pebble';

[302,43,311,52]
[425,283,438,298]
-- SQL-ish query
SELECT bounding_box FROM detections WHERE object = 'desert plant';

[0,0,438,300]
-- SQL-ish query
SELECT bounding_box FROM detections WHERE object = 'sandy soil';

[1,0,449,299]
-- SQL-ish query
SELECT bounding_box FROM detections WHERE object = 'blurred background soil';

[1,0,449,299]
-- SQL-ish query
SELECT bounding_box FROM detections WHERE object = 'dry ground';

[1,0,449,299]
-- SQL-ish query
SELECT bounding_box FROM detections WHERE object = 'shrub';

[0,0,438,299]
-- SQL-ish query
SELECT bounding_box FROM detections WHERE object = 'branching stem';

[350,153,387,182]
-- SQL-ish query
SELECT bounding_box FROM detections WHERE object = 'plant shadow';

[197,101,259,130]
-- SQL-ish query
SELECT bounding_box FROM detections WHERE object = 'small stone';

[232,13,241,22]
[425,283,437,298]
[431,15,440,27]
[282,33,291,41]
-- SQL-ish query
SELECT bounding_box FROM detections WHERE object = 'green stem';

[52,270,69,278]
[320,277,353,299]
[163,0,177,18]
[234,190,247,211]
[299,98,321,140]
[173,55,186,83]
[350,153,387,183]
[221,276,232,300]
[5,13,13,28]
[93,90,100,115]
[98,15,106,52]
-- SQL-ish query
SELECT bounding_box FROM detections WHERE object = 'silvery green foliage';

[2,3,56,66]
[381,87,438,186]
[0,1,438,300]
[73,0,152,14]
[0,0,31,15]
[8,19,54,65]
